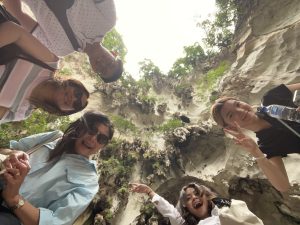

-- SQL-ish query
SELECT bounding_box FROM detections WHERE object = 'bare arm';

[0,21,58,62]
[286,83,300,92]
[224,124,290,192]
[2,159,39,225]
[3,0,37,32]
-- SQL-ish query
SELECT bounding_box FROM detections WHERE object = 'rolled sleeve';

[10,130,63,152]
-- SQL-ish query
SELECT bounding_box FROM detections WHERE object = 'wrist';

[5,194,22,208]
[147,190,154,197]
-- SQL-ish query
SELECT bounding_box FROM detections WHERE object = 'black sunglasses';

[86,128,109,146]
[72,88,84,110]
[81,116,110,145]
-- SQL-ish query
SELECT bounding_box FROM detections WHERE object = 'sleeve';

[9,130,63,152]
[198,216,221,225]
[38,186,97,225]
[219,200,264,225]
[151,194,185,225]
[261,84,295,107]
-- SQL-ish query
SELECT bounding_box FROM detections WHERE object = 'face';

[184,187,209,219]
[74,123,110,158]
[220,100,256,129]
[55,85,88,111]
[88,43,120,77]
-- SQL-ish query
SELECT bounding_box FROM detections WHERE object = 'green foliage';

[0,110,70,147]
[136,78,151,94]
[198,0,237,49]
[138,59,163,79]
[138,95,157,105]
[111,115,137,135]
[57,67,72,77]
[168,42,206,79]
[197,61,230,98]
[174,83,191,95]
[157,119,182,133]
[140,201,155,216]
[102,28,127,62]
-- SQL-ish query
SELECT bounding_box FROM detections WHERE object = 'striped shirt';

[0,59,58,124]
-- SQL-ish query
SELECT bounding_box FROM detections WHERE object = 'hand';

[296,106,300,112]
[3,151,29,169]
[1,158,31,206]
[129,183,154,196]
[223,121,259,155]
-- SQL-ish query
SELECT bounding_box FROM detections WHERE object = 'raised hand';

[129,183,154,196]
[3,150,30,169]
[1,157,31,205]
[223,121,259,155]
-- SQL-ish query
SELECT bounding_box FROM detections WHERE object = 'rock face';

[221,0,300,101]
[77,1,300,224]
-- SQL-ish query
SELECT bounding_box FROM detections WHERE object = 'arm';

[0,21,58,62]
[130,183,185,225]
[1,159,39,225]
[286,83,300,92]
[224,124,290,192]
[3,0,38,32]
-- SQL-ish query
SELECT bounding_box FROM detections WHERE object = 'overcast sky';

[114,0,216,78]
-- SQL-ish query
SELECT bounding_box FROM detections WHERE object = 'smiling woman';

[129,182,263,225]
[211,83,300,192]
[0,111,114,225]
[0,17,90,124]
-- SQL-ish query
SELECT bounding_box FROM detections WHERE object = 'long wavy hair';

[176,183,218,225]
[29,78,89,116]
[48,111,114,161]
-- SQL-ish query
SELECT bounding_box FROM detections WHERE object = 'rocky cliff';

[64,0,300,224]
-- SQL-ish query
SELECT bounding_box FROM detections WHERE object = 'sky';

[114,0,217,78]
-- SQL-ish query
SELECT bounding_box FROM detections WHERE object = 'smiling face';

[220,99,257,129]
[184,187,210,219]
[74,123,110,158]
[55,84,88,112]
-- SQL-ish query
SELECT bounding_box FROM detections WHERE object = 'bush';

[0,110,70,147]
[197,61,230,98]
[157,119,182,133]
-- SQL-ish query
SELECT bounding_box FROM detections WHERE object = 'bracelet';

[147,190,152,196]
[254,154,267,161]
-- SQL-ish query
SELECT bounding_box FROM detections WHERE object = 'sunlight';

[114,0,216,78]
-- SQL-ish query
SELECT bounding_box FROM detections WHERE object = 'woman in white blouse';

[130,182,264,225]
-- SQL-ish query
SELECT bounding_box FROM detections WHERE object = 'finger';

[224,128,239,137]
[20,153,29,161]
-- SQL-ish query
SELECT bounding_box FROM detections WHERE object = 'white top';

[23,0,117,56]
[151,194,264,225]
[151,193,221,225]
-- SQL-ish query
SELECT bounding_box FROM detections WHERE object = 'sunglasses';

[72,88,84,110]
[86,128,109,146]
[81,116,110,145]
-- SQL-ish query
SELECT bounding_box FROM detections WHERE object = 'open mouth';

[193,200,203,209]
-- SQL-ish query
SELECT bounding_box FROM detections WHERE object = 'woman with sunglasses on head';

[211,83,300,192]
[0,6,89,124]
[130,182,263,225]
[0,111,114,225]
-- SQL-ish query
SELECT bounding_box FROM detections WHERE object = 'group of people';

[0,1,299,225]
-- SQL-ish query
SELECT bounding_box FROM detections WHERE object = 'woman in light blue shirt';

[0,111,114,225]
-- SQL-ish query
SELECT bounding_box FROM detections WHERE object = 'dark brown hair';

[30,78,89,116]
[176,183,217,225]
[48,111,114,161]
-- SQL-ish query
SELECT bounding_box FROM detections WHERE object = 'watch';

[9,196,25,211]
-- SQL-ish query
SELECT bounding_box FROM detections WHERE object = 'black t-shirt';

[255,84,300,158]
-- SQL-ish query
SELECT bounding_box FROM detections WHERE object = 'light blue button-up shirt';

[9,130,99,225]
